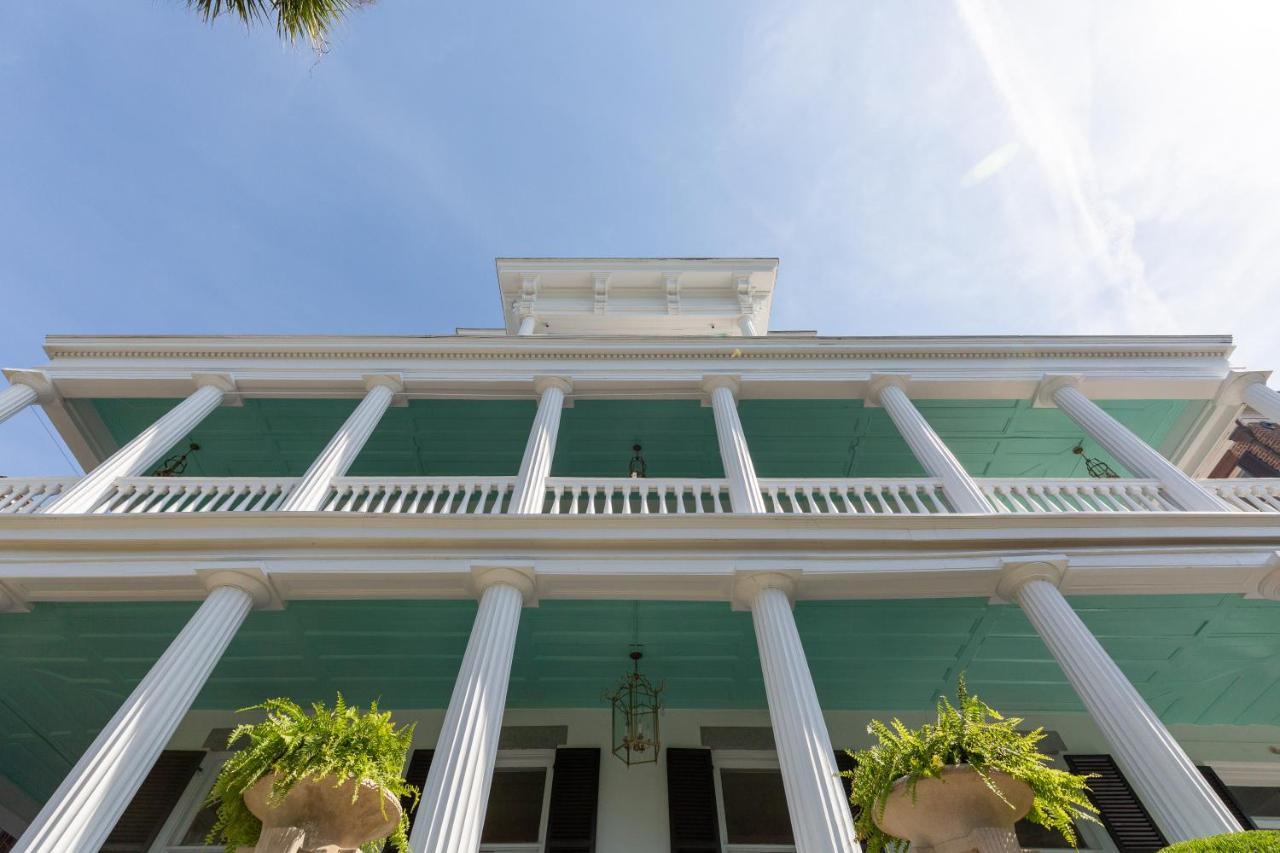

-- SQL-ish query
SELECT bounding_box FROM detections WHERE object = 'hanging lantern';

[1072,442,1119,479]
[628,443,647,479]
[153,443,200,477]
[604,651,663,766]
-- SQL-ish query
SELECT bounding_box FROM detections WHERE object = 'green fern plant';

[846,677,1099,852]
[205,695,418,853]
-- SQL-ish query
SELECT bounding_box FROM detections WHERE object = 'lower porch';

[3,597,1280,851]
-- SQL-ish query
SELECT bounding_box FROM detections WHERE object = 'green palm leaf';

[187,0,373,49]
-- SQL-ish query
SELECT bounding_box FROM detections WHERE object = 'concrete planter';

[242,771,402,853]
[873,764,1033,853]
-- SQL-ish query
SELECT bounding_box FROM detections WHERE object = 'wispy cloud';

[954,0,1179,332]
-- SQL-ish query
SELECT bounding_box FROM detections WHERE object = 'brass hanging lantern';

[1073,442,1119,479]
[153,443,200,477]
[604,650,663,766]
[628,443,647,479]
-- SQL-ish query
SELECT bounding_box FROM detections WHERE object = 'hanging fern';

[846,677,1099,852]
[205,695,418,853]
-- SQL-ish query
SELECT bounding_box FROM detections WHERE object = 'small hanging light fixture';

[153,443,200,477]
[628,443,647,479]
[604,649,663,766]
[1073,442,1119,479]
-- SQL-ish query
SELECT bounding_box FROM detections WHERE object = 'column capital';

[864,373,911,407]
[191,372,242,407]
[1255,553,1280,601]
[363,373,407,406]
[532,375,573,399]
[1032,373,1083,408]
[471,564,537,605]
[0,581,31,613]
[701,374,741,398]
[1214,370,1272,406]
[732,571,799,611]
[994,555,1067,602]
[2,369,57,402]
[196,566,283,610]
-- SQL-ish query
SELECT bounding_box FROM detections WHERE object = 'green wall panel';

[5,594,1280,802]
[89,397,1203,480]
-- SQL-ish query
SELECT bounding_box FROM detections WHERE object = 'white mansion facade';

[2,258,1280,852]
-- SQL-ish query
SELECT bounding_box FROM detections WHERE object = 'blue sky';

[2,1,1278,475]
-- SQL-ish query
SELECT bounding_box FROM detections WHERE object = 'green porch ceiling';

[87,397,1204,479]
[3,595,1279,801]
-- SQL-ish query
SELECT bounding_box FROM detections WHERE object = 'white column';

[410,569,531,853]
[279,380,397,512]
[1044,378,1228,511]
[998,561,1240,842]
[0,382,38,426]
[44,379,229,515]
[517,315,537,336]
[705,376,766,513]
[739,574,857,853]
[509,377,570,514]
[14,573,270,853]
[739,315,760,337]
[1243,381,1280,422]
[869,378,990,514]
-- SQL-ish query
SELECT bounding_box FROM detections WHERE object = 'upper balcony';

[3,257,1277,523]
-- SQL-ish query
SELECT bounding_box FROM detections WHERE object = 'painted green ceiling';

[88,397,1204,480]
[3,594,1279,801]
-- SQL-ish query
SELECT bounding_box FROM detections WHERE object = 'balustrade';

[0,478,76,514]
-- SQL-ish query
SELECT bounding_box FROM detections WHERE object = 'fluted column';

[411,569,531,853]
[869,377,990,514]
[1243,381,1280,422]
[705,376,766,513]
[280,380,397,512]
[44,379,230,515]
[998,560,1239,842]
[1042,378,1228,511]
[517,316,537,336]
[739,315,760,337]
[0,382,38,426]
[739,574,857,853]
[14,573,271,853]
[509,377,570,514]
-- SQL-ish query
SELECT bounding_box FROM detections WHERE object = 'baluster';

[1254,488,1280,513]
[601,483,614,515]
[547,484,563,515]
[263,482,290,511]
[388,485,409,514]
[564,485,579,515]
[1110,486,1141,512]
[423,484,445,514]
[885,484,909,514]
[636,483,648,515]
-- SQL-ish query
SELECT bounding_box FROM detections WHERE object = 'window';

[713,751,796,853]
[1227,785,1280,829]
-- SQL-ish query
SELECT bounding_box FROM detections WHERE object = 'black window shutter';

[1197,765,1256,830]
[100,749,205,853]
[545,747,601,853]
[666,747,721,853]
[1064,754,1167,852]
[384,749,434,853]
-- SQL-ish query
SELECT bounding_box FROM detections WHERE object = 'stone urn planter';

[241,772,403,853]
[873,764,1033,853]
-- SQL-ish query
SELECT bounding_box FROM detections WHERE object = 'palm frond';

[187,0,373,49]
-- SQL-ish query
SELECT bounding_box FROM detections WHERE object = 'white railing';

[759,478,953,515]
[93,477,298,514]
[1203,479,1280,513]
[323,477,516,514]
[543,477,732,514]
[980,478,1178,513]
[7,474,1279,517]
[0,478,77,514]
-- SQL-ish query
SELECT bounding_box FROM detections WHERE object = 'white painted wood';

[1047,381,1230,512]
[43,382,227,515]
[739,315,760,337]
[517,316,536,336]
[324,477,515,514]
[1001,564,1240,842]
[758,478,950,515]
[980,478,1179,513]
[0,383,38,426]
[93,477,298,513]
[509,378,570,514]
[1243,381,1280,422]
[280,383,396,512]
[542,477,731,514]
[871,379,991,514]
[13,583,256,853]
[705,377,767,514]
[0,478,76,514]
[741,575,858,853]
[410,570,531,853]
[1206,478,1280,512]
